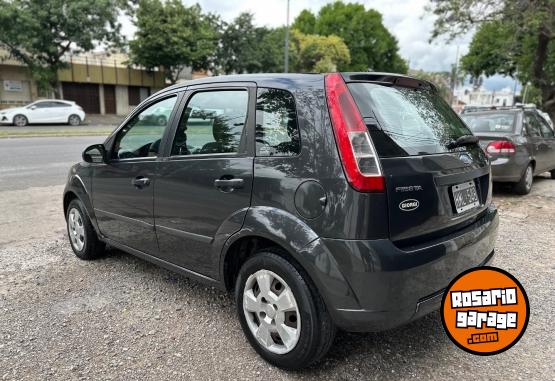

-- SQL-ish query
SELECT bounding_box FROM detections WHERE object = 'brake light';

[325,73,384,192]
[486,141,516,156]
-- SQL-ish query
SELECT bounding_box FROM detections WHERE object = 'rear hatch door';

[347,78,491,246]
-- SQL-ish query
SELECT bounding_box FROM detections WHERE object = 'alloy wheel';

[68,208,86,251]
[69,115,80,126]
[525,166,533,191]
[14,115,27,127]
[243,269,301,354]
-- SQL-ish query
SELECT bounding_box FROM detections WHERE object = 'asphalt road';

[0,136,105,191]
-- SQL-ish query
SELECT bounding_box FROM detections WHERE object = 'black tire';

[66,199,105,260]
[551,169,555,179]
[68,114,81,126]
[13,114,28,127]
[235,248,336,370]
[513,164,533,195]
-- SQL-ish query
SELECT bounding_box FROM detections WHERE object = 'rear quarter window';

[255,88,300,156]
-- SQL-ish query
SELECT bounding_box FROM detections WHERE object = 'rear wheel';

[513,164,533,195]
[13,114,28,127]
[66,199,105,260]
[235,249,335,370]
[68,114,81,126]
[550,169,555,179]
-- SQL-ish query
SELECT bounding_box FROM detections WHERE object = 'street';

[0,136,554,380]
[0,136,105,191]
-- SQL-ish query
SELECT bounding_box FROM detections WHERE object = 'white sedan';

[0,100,86,126]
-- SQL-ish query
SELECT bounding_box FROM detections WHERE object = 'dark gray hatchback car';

[64,72,499,369]
[461,107,555,194]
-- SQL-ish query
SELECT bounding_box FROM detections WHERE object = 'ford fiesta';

[63,73,499,369]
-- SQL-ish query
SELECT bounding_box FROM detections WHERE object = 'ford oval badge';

[399,199,419,211]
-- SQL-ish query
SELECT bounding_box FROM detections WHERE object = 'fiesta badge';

[399,199,419,211]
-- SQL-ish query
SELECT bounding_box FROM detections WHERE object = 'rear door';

[153,84,255,278]
[536,113,555,170]
[524,112,550,172]
[348,81,490,245]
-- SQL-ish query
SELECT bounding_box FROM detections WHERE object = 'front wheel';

[513,164,533,195]
[66,199,105,260]
[235,249,335,370]
[13,114,28,127]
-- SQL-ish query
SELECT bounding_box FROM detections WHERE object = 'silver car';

[462,108,555,194]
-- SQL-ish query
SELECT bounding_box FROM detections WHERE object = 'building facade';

[0,52,166,115]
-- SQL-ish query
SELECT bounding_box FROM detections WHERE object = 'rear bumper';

[301,204,498,332]
[490,156,526,182]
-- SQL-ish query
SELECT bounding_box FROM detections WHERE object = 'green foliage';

[291,31,350,73]
[409,69,452,102]
[428,0,555,118]
[129,0,218,83]
[214,13,262,74]
[293,1,408,73]
[292,10,316,35]
[0,0,125,96]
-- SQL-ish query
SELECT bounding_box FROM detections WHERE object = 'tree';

[292,10,316,34]
[291,31,350,72]
[0,0,126,97]
[428,0,555,120]
[293,2,408,73]
[214,13,265,74]
[129,0,218,84]
[410,70,452,101]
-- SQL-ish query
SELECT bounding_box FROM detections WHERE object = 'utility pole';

[450,45,459,106]
[284,0,290,73]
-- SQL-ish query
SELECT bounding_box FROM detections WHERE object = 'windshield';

[461,112,516,133]
[348,83,472,157]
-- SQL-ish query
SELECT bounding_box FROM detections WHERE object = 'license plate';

[452,181,480,213]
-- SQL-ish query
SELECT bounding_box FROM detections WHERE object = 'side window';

[33,102,50,109]
[255,88,300,156]
[524,113,542,137]
[112,96,177,159]
[537,115,555,138]
[171,90,248,156]
[53,101,71,107]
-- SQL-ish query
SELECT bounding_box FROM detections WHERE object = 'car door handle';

[214,178,244,192]
[132,176,151,189]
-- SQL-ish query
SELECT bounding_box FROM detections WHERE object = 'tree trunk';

[49,79,61,99]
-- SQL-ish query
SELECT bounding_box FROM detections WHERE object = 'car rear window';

[348,83,473,157]
[461,112,516,133]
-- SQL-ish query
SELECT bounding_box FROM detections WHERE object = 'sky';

[120,0,517,91]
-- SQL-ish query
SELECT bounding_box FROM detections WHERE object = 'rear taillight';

[486,140,516,156]
[325,73,384,192]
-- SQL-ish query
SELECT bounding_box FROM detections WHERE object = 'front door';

[92,95,179,254]
[154,86,255,278]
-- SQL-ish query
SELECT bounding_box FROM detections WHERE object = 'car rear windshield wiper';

[447,135,479,149]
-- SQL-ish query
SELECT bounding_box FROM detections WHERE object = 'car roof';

[462,110,520,116]
[155,72,436,97]
[35,99,75,104]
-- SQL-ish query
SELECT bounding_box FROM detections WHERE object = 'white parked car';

[0,100,86,126]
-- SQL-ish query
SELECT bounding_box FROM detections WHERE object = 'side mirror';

[82,144,107,164]
[29,106,37,110]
